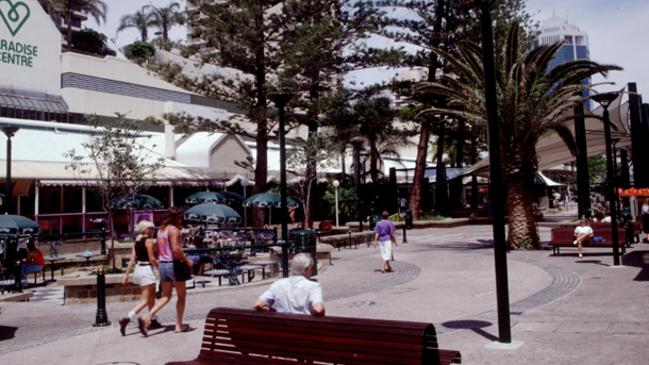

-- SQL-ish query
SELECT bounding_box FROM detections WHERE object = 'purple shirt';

[374,219,395,241]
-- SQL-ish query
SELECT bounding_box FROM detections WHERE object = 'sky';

[88,0,649,98]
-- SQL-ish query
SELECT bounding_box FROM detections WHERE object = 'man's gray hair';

[290,253,314,276]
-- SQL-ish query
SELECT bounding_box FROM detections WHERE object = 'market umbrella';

[110,194,164,210]
[242,192,299,208]
[185,191,227,205]
[184,203,242,225]
[0,214,39,234]
[220,191,245,205]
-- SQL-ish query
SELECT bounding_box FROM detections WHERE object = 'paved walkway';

[0,225,648,364]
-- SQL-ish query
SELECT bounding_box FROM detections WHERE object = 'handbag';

[173,259,193,281]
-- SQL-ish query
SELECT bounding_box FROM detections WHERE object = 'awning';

[0,88,68,113]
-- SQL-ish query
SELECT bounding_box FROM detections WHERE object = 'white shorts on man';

[378,239,392,261]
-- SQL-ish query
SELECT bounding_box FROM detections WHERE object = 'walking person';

[254,253,325,316]
[642,199,649,242]
[139,211,194,336]
[373,211,397,273]
[119,220,161,336]
[573,216,594,258]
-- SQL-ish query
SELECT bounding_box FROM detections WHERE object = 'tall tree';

[276,0,380,227]
[147,1,183,44]
[117,8,155,41]
[177,0,284,226]
[40,0,108,47]
[416,23,620,248]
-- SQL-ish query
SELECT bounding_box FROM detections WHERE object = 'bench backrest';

[199,307,453,365]
[551,227,626,243]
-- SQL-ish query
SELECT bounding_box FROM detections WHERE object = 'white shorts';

[133,263,157,286]
[379,240,392,261]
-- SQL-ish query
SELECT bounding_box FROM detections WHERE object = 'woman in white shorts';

[118,220,161,335]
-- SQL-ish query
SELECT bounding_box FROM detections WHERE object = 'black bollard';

[100,227,107,256]
[402,222,408,244]
[93,265,111,327]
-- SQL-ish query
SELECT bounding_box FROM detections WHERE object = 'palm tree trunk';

[409,121,431,219]
[304,125,318,229]
[142,28,148,42]
[449,120,465,210]
[369,137,379,183]
[506,175,540,249]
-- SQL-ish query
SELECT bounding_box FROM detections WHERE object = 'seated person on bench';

[254,253,325,316]
[21,241,44,283]
[573,216,594,258]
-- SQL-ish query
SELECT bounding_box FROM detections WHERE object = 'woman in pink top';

[138,211,194,335]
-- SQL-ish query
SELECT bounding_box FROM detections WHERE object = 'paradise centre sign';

[0,0,61,94]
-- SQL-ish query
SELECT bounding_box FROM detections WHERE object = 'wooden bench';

[549,227,628,255]
[166,307,462,365]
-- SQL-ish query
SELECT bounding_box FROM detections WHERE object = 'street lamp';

[476,0,511,344]
[2,127,18,214]
[269,92,294,278]
[591,92,622,266]
[333,180,340,227]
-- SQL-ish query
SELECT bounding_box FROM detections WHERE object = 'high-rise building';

[536,16,591,106]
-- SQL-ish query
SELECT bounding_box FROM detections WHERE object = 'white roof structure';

[461,92,631,177]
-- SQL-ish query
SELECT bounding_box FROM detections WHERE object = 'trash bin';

[405,209,413,229]
[289,229,318,275]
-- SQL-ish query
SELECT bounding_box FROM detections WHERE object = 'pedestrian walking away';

[254,253,325,316]
[139,211,195,336]
[119,220,162,336]
[373,210,397,273]
[641,199,649,242]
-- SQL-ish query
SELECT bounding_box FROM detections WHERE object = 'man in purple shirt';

[373,211,397,273]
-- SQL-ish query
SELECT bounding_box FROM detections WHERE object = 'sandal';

[175,324,195,333]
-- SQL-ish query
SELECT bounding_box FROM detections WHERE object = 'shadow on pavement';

[621,250,649,281]
[0,325,18,341]
[441,320,498,341]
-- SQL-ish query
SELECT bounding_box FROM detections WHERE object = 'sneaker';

[118,317,129,336]
[573,240,578,245]
[149,318,163,330]
[579,253,583,258]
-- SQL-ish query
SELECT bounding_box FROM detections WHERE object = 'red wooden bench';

[165,307,461,365]
[549,226,627,255]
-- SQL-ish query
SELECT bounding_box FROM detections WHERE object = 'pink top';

[157,228,173,261]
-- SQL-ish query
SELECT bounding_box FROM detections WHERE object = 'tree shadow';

[442,319,498,341]
[621,250,649,281]
[0,326,18,341]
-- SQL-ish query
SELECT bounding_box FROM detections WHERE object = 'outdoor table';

[44,255,65,281]
[76,252,99,267]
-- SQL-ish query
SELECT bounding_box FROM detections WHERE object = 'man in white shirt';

[254,253,325,316]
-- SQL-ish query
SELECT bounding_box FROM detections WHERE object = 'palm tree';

[40,0,108,47]
[146,1,183,43]
[117,8,155,42]
[416,23,621,249]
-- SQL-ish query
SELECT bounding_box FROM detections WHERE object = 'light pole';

[2,127,18,214]
[333,180,340,227]
[592,92,622,266]
[476,0,511,344]
[269,92,294,278]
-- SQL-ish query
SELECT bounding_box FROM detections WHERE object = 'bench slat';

[167,307,461,365]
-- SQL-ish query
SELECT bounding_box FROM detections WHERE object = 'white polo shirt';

[258,275,323,315]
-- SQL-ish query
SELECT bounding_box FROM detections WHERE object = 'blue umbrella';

[184,203,241,225]
[185,191,227,205]
[110,194,164,210]
[0,214,39,234]
[243,192,299,208]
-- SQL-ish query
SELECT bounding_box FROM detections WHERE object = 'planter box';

[58,273,140,305]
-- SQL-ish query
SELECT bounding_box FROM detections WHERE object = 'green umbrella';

[0,214,39,234]
[185,191,227,205]
[110,194,164,210]
[242,192,299,208]
[184,203,241,225]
